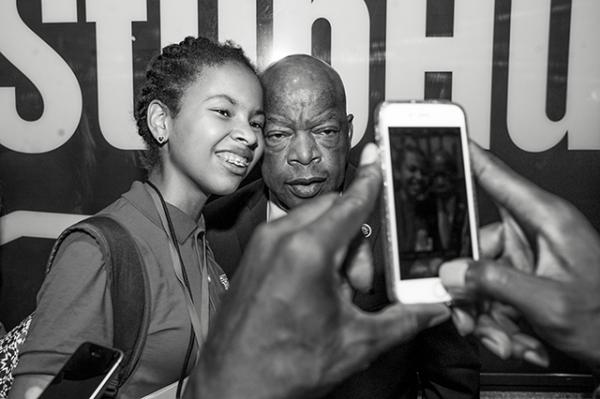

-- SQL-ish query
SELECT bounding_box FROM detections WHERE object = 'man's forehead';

[268,84,340,109]
[266,108,342,126]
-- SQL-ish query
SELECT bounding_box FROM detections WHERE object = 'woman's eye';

[250,118,265,130]
[214,109,230,117]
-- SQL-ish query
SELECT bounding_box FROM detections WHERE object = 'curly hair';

[134,36,256,171]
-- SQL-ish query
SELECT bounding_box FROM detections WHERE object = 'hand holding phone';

[375,100,479,304]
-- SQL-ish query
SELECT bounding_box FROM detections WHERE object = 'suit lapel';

[344,164,382,244]
[236,180,269,251]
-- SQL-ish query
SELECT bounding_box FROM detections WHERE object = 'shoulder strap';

[53,215,151,398]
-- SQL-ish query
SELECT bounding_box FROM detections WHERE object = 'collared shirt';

[266,193,288,222]
[15,181,228,399]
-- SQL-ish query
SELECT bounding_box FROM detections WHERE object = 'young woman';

[9,36,265,399]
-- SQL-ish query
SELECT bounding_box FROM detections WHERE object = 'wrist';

[184,338,309,399]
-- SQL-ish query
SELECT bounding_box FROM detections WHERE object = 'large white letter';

[507,0,600,151]
[160,0,198,48]
[87,0,146,150]
[272,0,370,147]
[41,0,77,23]
[219,0,257,63]
[386,0,494,148]
[0,0,82,153]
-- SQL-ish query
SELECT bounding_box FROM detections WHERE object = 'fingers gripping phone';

[39,342,123,399]
[375,100,479,303]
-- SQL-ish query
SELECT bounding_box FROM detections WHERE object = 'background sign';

[1,0,599,389]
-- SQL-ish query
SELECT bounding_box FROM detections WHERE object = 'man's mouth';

[286,177,327,198]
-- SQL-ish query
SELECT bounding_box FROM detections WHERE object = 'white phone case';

[375,100,479,304]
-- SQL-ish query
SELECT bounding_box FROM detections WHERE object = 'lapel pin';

[219,273,230,290]
[361,223,372,238]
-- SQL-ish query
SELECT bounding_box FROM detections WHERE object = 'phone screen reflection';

[389,127,472,280]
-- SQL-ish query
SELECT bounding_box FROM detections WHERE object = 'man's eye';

[314,128,340,139]
[314,128,341,146]
[265,131,288,144]
[320,129,338,135]
[267,133,284,140]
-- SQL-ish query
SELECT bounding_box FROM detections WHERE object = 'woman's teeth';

[217,152,249,167]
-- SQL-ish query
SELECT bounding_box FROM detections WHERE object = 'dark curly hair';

[135,36,256,171]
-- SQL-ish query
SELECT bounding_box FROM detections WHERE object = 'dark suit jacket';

[205,169,480,399]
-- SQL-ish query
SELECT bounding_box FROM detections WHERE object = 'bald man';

[205,54,479,399]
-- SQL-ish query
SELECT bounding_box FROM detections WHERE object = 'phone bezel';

[375,100,480,304]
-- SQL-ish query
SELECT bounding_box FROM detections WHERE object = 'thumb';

[440,259,561,325]
[344,240,374,293]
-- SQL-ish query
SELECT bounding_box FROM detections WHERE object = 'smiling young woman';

[9,36,264,399]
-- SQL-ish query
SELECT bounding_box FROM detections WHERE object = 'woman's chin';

[210,180,243,197]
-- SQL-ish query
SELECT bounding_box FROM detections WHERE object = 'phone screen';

[389,126,473,280]
[39,342,123,399]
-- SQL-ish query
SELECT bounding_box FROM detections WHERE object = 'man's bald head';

[259,54,353,210]
[261,54,347,117]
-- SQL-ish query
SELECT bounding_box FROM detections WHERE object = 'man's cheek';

[264,137,292,153]
[321,139,345,150]
[262,152,283,169]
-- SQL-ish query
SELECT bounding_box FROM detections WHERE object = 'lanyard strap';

[194,232,210,341]
[145,184,209,351]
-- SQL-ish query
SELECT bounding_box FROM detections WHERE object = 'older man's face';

[261,85,351,210]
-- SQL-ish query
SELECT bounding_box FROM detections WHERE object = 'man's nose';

[288,132,321,165]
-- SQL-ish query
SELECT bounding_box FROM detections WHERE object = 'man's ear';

[147,100,170,145]
[346,114,354,146]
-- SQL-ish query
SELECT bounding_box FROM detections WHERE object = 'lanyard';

[145,183,209,352]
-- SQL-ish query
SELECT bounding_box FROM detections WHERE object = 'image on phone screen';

[390,127,473,280]
[39,341,123,399]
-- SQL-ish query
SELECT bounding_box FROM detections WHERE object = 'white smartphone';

[39,341,123,399]
[375,100,479,303]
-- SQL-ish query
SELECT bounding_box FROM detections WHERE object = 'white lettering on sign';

[507,0,600,151]
[385,0,495,148]
[87,0,147,150]
[0,0,82,153]
[41,0,77,23]
[219,0,257,63]
[272,0,370,147]
[0,211,87,245]
[160,0,199,48]
[0,0,599,155]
